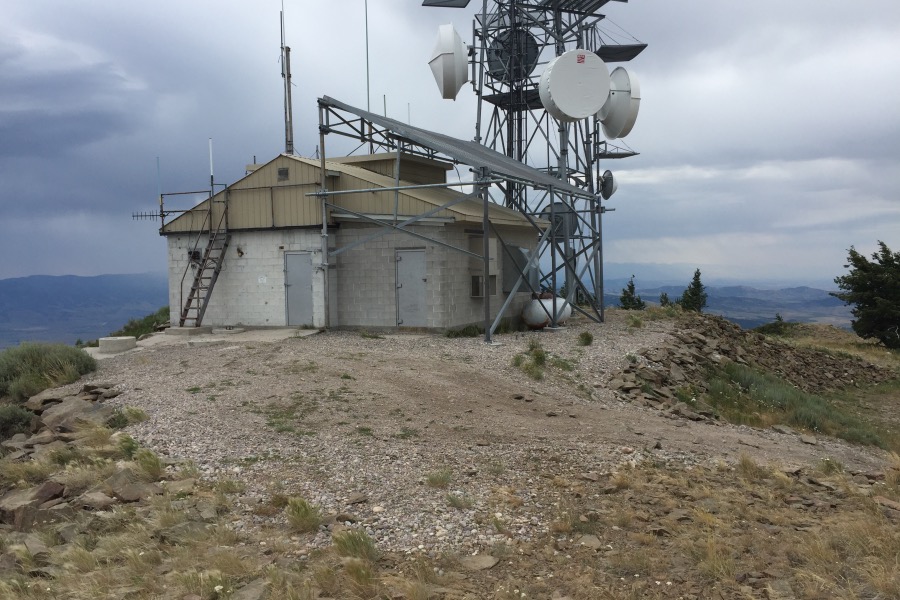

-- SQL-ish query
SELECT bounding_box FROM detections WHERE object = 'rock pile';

[0,383,229,582]
[609,313,895,419]
[0,383,164,532]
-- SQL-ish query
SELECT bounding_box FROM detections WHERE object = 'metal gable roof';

[285,155,540,227]
[160,153,546,233]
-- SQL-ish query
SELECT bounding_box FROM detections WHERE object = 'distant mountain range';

[0,272,853,350]
[0,273,169,349]
[601,279,852,330]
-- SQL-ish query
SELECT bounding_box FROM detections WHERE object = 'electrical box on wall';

[467,235,497,274]
[502,246,538,293]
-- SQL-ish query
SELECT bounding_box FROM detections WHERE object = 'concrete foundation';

[98,336,137,354]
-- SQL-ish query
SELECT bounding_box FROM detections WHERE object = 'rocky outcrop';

[610,313,895,419]
[0,382,165,531]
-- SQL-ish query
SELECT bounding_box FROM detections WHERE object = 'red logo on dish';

[577,53,585,64]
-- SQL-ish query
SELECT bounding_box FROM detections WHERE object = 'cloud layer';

[1,0,898,285]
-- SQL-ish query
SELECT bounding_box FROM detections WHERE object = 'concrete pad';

[98,337,136,353]
[165,327,213,336]
[86,327,320,360]
[211,327,245,335]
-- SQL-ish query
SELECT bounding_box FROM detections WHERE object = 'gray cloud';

[0,0,898,285]
[0,109,132,157]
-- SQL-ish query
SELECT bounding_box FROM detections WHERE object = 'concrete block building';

[161,153,541,331]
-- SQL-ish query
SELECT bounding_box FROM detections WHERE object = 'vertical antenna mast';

[365,0,374,153]
[281,5,295,155]
[208,138,215,195]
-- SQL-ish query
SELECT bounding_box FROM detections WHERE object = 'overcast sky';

[2,1,898,287]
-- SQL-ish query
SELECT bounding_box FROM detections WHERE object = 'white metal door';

[285,252,314,326]
[395,249,427,327]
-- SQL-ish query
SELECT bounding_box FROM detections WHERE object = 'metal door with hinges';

[395,249,426,326]
[285,252,314,326]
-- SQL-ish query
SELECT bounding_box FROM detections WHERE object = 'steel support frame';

[319,100,554,339]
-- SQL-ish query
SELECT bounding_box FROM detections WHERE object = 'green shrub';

[333,529,379,562]
[425,468,453,489]
[527,338,547,366]
[754,316,802,337]
[135,448,164,480]
[0,343,97,402]
[118,435,139,459]
[106,406,149,429]
[109,307,170,339]
[7,372,51,402]
[445,324,482,338]
[577,331,594,346]
[706,362,886,448]
[285,497,322,533]
[106,411,129,430]
[0,404,33,439]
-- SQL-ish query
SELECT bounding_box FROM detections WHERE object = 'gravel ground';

[85,311,889,560]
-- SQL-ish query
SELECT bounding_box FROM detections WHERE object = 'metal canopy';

[481,88,543,110]
[319,96,594,199]
[595,43,647,63]
[422,0,471,6]
[536,0,625,15]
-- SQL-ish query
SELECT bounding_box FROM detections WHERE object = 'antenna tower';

[427,0,645,321]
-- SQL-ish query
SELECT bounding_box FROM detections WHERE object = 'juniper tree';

[619,275,646,310]
[832,241,900,348]
[678,269,707,313]
[659,292,671,307]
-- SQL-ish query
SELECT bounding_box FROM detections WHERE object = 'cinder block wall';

[332,223,537,329]
[333,223,442,328]
[168,223,539,330]
[440,225,537,328]
[166,229,326,328]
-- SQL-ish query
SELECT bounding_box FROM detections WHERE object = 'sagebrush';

[0,343,96,402]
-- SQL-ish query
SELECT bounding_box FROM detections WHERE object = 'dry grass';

[3,448,899,600]
[792,515,900,598]
[0,459,57,488]
[134,448,164,480]
[54,461,117,496]
[333,529,379,563]
[610,468,634,490]
[780,324,900,371]
[736,453,770,481]
[285,497,322,533]
[446,492,473,509]
[2,323,898,600]
[425,468,453,489]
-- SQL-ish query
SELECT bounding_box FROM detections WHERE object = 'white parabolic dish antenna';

[539,49,610,122]
[598,66,641,139]
[429,24,469,100]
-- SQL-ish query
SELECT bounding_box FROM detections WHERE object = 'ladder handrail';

[179,197,230,326]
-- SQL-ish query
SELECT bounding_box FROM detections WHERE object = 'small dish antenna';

[539,49,610,122]
[597,67,641,139]
[486,29,540,84]
[428,24,469,100]
[600,170,617,200]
